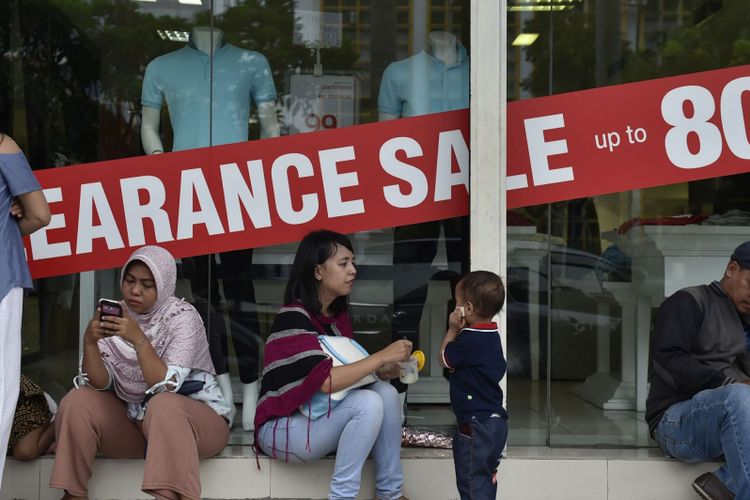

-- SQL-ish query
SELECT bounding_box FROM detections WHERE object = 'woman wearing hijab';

[0,133,50,488]
[49,245,231,500]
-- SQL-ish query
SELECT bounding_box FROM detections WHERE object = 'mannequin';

[429,31,458,65]
[378,31,469,121]
[141,26,280,153]
[140,26,278,430]
[378,31,470,422]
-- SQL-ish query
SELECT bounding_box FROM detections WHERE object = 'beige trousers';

[49,387,229,500]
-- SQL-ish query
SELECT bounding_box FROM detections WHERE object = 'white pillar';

[471,0,505,398]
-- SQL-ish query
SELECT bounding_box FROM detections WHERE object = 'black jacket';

[645,281,750,436]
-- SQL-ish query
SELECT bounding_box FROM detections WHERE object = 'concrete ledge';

[1,447,716,500]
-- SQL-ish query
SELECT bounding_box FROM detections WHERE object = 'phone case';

[99,299,123,318]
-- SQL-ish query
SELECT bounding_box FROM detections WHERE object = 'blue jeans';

[654,384,750,498]
[453,416,508,500]
[257,381,404,500]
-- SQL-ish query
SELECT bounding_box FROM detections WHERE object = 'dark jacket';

[645,281,750,436]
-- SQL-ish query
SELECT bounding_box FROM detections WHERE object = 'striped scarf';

[254,304,353,453]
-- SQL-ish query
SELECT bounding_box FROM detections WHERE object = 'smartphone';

[98,298,123,319]
[459,306,466,318]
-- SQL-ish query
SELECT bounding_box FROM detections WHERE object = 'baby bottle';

[399,350,425,384]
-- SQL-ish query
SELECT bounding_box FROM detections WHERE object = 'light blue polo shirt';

[0,152,41,300]
[141,38,277,151]
[378,42,469,118]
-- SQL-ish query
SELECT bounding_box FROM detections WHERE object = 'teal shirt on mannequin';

[141,38,277,151]
[378,42,469,118]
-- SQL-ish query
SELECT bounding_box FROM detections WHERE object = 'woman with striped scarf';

[255,230,412,500]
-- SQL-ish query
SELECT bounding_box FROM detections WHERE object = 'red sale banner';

[24,64,750,279]
[28,111,470,278]
[507,64,750,208]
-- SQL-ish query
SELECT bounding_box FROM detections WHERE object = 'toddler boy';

[440,270,508,500]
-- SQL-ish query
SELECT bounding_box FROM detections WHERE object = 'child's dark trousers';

[453,415,508,500]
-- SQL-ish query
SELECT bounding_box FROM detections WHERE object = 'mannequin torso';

[140,26,279,155]
[192,26,223,56]
[378,30,468,120]
[428,31,458,66]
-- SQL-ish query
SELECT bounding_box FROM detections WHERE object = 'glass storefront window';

[2,0,469,444]
[506,0,750,448]
[10,0,749,456]
[12,0,750,459]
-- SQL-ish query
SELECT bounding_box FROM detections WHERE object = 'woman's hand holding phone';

[83,309,113,346]
[99,309,144,347]
[85,299,144,348]
[84,300,120,345]
[94,298,121,338]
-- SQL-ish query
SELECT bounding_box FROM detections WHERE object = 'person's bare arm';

[375,362,401,380]
[81,312,113,389]
[133,336,169,388]
[320,339,412,393]
[15,190,50,235]
[0,134,19,154]
[439,307,464,368]
[0,136,50,235]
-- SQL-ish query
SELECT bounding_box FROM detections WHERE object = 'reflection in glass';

[507,0,750,448]
[2,0,471,445]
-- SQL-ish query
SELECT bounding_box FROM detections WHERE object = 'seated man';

[647,241,750,500]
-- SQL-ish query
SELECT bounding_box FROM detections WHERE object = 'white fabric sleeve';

[73,363,113,391]
[144,365,190,395]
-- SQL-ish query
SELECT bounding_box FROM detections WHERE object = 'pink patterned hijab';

[99,246,216,403]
